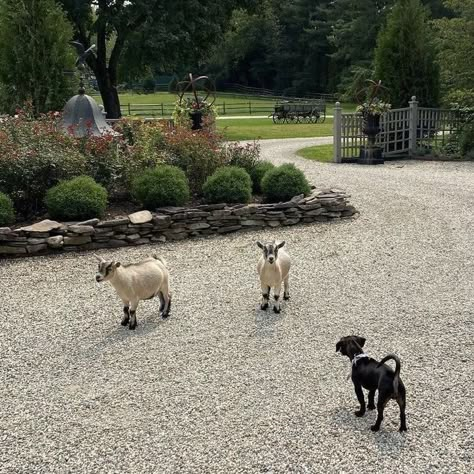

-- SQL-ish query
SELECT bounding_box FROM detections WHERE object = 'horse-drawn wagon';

[271,100,326,124]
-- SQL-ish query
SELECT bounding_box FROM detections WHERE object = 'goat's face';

[94,255,121,282]
[257,240,285,264]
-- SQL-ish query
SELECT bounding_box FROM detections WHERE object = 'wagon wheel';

[273,114,284,124]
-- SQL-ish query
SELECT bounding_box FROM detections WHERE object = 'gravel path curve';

[1,139,473,473]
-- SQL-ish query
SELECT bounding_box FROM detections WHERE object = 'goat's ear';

[114,262,121,268]
[256,241,264,249]
[336,341,342,352]
[355,336,366,348]
[277,241,286,249]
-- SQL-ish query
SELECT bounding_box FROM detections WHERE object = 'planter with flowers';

[173,96,217,130]
[356,81,391,165]
[173,74,218,130]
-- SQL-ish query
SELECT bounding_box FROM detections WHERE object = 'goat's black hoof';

[273,306,281,314]
[370,424,380,432]
[399,425,408,432]
[162,313,170,319]
[367,404,375,410]
[354,410,365,417]
[283,295,290,300]
[129,322,137,330]
[121,318,129,326]
[260,303,269,310]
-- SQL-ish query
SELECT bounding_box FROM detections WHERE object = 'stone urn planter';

[359,113,384,165]
[189,111,203,130]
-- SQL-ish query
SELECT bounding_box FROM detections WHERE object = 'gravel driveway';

[1,139,473,473]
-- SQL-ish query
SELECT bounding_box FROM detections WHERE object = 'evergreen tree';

[434,0,474,103]
[0,0,75,115]
[375,0,440,107]
[323,0,394,97]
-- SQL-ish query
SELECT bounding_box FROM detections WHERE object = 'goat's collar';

[352,353,369,367]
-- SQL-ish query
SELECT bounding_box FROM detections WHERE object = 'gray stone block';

[63,236,92,245]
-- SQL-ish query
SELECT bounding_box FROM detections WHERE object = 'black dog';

[336,335,407,432]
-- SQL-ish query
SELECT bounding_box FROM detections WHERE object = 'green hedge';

[203,166,252,204]
[261,163,310,202]
[132,165,190,209]
[249,161,275,193]
[0,192,15,226]
[45,176,108,220]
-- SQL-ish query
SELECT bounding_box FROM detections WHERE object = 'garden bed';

[0,188,357,258]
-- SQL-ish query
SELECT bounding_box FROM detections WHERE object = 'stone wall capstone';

[0,189,358,258]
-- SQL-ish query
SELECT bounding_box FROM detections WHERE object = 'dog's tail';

[377,354,401,395]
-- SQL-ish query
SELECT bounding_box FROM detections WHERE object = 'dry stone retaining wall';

[0,189,357,258]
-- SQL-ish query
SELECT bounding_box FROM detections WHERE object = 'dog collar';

[352,353,369,367]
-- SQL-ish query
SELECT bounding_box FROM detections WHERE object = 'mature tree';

[207,1,281,89]
[375,0,440,107]
[321,0,394,97]
[59,0,248,118]
[0,0,75,115]
[434,0,474,103]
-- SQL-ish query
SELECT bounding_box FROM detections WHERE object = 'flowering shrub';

[222,142,260,173]
[0,107,269,220]
[162,126,226,193]
[0,108,86,216]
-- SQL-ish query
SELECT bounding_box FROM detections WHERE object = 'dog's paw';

[354,410,365,417]
[367,404,375,410]
[370,424,380,432]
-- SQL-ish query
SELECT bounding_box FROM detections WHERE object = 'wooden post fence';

[333,102,342,163]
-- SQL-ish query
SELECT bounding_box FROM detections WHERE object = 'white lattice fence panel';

[417,108,462,149]
[377,107,410,156]
[341,114,364,159]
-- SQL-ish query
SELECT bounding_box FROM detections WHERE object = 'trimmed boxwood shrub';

[249,161,275,193]
[132,165,190,210]
[0,192,15,226]
[45,176,108,220]
[261,163,310,202]
[203,166,252,204]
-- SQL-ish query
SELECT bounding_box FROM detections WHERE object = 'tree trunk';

[99,80,122,119]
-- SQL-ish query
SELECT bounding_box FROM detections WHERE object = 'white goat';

[95,254,171,330]
[256,241,291,313]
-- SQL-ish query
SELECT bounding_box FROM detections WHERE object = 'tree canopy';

[375,0,440,107]
[58,0,250,118]
[0,0,75,115]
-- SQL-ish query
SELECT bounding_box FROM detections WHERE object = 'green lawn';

[218,118,334,141]
[93,91,355,117]
[296,144,334,163]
